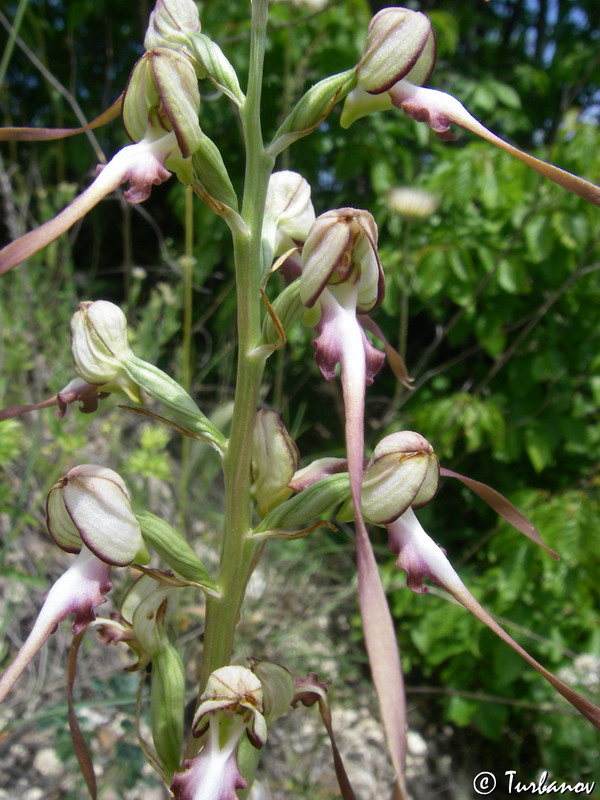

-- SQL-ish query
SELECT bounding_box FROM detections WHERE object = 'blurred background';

[1,0,599,797]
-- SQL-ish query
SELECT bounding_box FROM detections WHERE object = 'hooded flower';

[0,2,204,277]
[300,209,408,795]
[70,301,141,402]
[171,666,267,800]
[0,465,142,702]
[341,7,600,207]
[387,507,600,730]
[0,127,179,275]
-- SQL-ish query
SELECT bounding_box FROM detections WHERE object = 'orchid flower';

[69,299,226,452]
[341,7,600,208]
[0,128,180,275]
[171,666,267,800]
[0,465,142,703]
[300,209,410,796]
[0,19,203,277]
[386,507,600,730]
[358,431,600,729]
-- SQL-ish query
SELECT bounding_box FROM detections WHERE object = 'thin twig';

[0,9,106,162]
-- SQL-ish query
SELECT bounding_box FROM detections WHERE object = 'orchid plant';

[1,1,599,798]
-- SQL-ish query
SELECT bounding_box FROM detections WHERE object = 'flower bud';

[251,410,300,517]
[144,0,201,51]
[46,464,143,566]
[262,171,315,268]
[361,431,439,524]
[70,301,141,401]
[300,208,384,312]
[357,7,436,95]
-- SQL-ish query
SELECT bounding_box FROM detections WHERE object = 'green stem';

[179,185,194,525]
[198,0,275,693]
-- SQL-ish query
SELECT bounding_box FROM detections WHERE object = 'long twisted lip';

[0,130,177,276]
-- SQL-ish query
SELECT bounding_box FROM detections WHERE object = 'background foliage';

[1,0,599,797]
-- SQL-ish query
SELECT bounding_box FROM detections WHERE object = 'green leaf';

[524,427,554,472]
[446,695,478,727]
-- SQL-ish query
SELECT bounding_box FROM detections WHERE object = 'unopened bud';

[46,464,143,566]
[362,431,439,524]
[70,301,141,401]
[251,411,300,517]
[144,0,201,51]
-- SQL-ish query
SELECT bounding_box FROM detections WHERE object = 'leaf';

[524,427,553,473]
[446,695,478,727]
